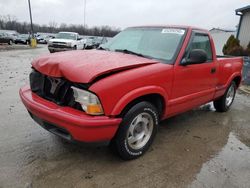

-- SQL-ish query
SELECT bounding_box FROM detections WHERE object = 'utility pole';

[28,0,37,47]
[28,0,34,38]
[84,0,87,27]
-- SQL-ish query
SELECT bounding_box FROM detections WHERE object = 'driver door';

[169,31,217,115]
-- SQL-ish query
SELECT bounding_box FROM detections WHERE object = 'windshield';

[102,27,186,63]
[56,32,77,40]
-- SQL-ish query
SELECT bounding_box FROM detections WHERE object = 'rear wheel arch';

[225,73,241,89]
[214,81,236,112]
[232,76,241,88]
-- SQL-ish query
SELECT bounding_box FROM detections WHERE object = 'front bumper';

[48,46,73,52]
[19,85,122,142]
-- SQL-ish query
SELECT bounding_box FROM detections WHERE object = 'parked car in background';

[0,32,14,45]
[0,30,19,41]
[37,35,55,44]
[85,37,108,49]
[83,36,95,49]
[48,32,84,53]
[36,34,44,43]
[15,34,30,45]
[20,25,243,160]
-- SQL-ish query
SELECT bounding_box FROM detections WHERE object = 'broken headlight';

[71,86,103,115]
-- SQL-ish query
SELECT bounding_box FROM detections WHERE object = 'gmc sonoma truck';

[20,26,243,160]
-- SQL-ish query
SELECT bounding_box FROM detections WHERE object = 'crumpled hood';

[32,50,158,83]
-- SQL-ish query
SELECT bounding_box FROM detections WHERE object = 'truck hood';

[32,50,159,83]
[49,38,76,43]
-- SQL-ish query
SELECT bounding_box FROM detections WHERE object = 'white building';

[209,28,236,55]
[236,5,250,48]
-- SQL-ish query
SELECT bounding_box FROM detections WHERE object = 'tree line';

[0,15,120,37]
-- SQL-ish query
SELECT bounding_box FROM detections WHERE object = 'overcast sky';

[0,0,249,30]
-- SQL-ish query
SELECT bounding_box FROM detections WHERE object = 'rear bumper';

[19,85,122,142]
[15,40,27,44]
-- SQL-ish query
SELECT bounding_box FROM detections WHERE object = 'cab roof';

[128,25,208,32]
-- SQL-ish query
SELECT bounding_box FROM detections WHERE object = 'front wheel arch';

[110,86,168,117]
[119,94,165,119]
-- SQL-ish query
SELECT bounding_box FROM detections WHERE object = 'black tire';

[111,101,159,160]
[213,81,236,112]
[73,45,77,50]
[49,50,54,53]
[8,40,13,45]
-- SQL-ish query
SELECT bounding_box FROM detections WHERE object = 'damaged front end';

[29,69,87,112]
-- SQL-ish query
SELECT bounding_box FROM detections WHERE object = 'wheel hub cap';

[226,85,235,107]
[127,112,154,150]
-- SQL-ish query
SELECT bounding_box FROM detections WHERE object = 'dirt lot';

[0,45,250,188]
[0,44,38,51]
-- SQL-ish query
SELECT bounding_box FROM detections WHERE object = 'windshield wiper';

[114,49,147,58]
[97,46,110,51]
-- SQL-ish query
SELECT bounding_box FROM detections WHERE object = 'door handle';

[211,67,216,74]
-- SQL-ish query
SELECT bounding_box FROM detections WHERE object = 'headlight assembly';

[71,86,104,115]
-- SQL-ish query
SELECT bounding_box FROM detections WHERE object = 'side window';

[188,33,213,61]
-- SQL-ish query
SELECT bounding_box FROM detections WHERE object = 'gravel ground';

[0,45,250,188]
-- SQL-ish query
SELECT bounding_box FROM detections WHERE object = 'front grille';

[51,44,71,48]
[52,42,67,45]
[29,69,84,111]
[49,42,70,48]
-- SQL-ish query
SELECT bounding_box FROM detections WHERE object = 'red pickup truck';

[20,26,243,160]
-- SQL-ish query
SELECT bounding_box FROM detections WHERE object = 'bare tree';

[0,14,120,37]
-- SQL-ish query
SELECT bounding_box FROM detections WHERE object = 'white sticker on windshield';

[161,29,185,35]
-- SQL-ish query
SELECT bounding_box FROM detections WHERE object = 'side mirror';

[181,49,208,65]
